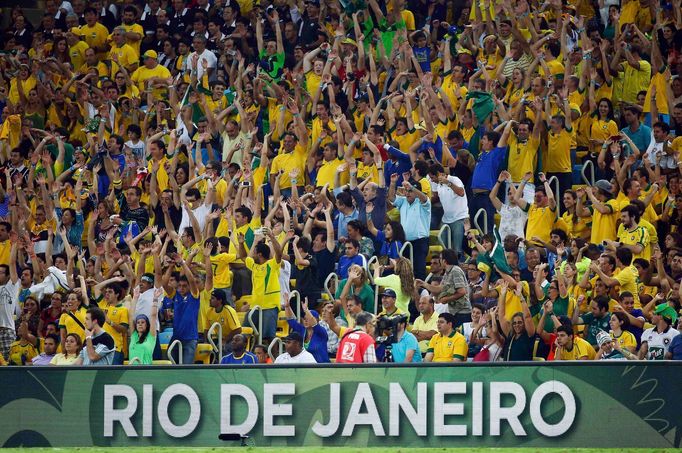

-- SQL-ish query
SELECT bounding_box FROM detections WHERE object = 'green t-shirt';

[581,312,611,346]
[335,279,375,316]
[259,49,285,80]
[539,295,570,333]
[128,332,156,365]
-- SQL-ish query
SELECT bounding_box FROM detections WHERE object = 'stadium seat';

[236,295,252,311]
[194,344,213,364]
[152,360,172,365]
[275,312,290,338]
[158,330,173,345]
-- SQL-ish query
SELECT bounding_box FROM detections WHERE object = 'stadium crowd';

[0,0,681,366]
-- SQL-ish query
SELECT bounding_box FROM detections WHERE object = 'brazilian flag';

[476,226,512,281]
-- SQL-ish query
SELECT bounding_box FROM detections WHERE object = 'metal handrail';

[473,208,488,234]
[324,273,338,300]
[207,321,223,364]
[366,256,378,284]
[547,175,560,218]
[290,290,301,319]
[267,337,284,362]
[439,224,452,249]
[399,241,413,264]
[581,160,595,186]
[425,272,433,283]
[247,306,263,348]
[167,339,182,365]
[127,357,141,365]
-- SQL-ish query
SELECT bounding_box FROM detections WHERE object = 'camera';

[375,313,409,346]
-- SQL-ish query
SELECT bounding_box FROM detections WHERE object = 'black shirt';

[313,248,335,288]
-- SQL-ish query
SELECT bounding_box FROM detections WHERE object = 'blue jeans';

[470,192,495,234]
[112,351,124,365]
[409,237,429,280]
[169,339,198,364]
[442,219,465,259]
[252,307,279,340]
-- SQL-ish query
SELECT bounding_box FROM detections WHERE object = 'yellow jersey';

[524,203,557,244]
[271,144,307,189]
[205,305,241,340]
[589,199,620,244]
[101,303,129,353]
[245,257,281,310]
[210,253,238,288]
[545,128,573,173]
[130,64,172,96]
[617,224,650,261]
[427,331,468,362]
[557,336,596,360]
[613,265,641,308]
[507,133,540,183]
[58,306,87,341]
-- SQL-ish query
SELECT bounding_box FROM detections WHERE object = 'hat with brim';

[381,289,397,298]
[594,179,613,195]
[341,37,357,47]
[284,331,303,343]
[654,302,678,323]
[143,50,158,60]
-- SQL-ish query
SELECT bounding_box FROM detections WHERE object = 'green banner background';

[0,363,680,448]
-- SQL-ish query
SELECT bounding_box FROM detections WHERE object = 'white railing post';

[547,175,560,218]
[267,337,283,362]
[439,224,452,249]
[474,208,488,234]
[207,321,223,364]
[247,306,263,348]
[324,273,338,300]
[366,256,378,285]
[167,339,183,365]
[290,290,301,319]
[128,357,141,365]
[581,160,595,186]
[399,241,413,264]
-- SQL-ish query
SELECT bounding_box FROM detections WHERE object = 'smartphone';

[241,181,251,187]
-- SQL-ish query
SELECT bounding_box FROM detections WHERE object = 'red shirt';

[336,329,375,363]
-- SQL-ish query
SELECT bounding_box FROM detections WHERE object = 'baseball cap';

[594,179,613,195]
[654,303,678,323]
[284,331,303,343]
[211,289,227,303]
[143,49,158,60]
[341,37,357,47]
[381,289,397,298]
[596,330,612,347]
[308,309,319,320]
[141,273,154,284]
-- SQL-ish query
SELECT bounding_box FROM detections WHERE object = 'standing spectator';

[337,239,366,279]
[163,255,202,364]
[573,296,611,349]
[496,282,536,361]
[284,298,329,363]
[237,228,283,344]
[513,172,558,245]
[336,312,377,363]
[74,307,116,366]
[417,250,470,326]
[470,131,506,231]
[0,242,19,362]
[430,164,468,258]
[128,287,161,365]
[373,258,416,314]
[388,173,431,280]
[424,312,468,362]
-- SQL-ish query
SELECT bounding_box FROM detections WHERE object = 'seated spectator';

[50,333,82,366]
[274,332,317,364]
[424,312,468,362]
[220,334,258,365]
[74,307,116,366]
[554,325,597,361]
[31,333,59,366]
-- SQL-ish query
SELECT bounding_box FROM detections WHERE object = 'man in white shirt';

[0,242,19,361]
[430,164,468,260]
[187,35,217,80]
[274,332,317,364]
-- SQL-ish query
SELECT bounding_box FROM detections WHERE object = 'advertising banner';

[0,363,680,448]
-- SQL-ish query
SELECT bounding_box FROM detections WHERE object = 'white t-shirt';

[642,326,680,360]
[274,349,317,364]
[499,204,528,239]
[0,279,20,330]
[187,49,217,80]
[135,287,162,331]
[179,203,211,239]
[431,176,468,223]
[124,140,145,162]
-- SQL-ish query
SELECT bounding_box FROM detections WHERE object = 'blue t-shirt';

[338,254,364,279]
[471,146,506,191]
[287,319,330,363]
[413,46,431,72]
[171,290,200,341]
[391,331,422,363]
[625,308,645,347]
[376,230,403,260]
[668,334,682,360]
[221,352,258,364]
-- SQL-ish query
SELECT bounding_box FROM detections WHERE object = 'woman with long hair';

[495,281,536,361]
[589,97,618,154]
[366,204,405,266]
[373,257,416,314]
[50,333,82,365]
[609,311,637,353]
[128,286,160,365]
[560,190,591,241]
[51,36,70,64]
